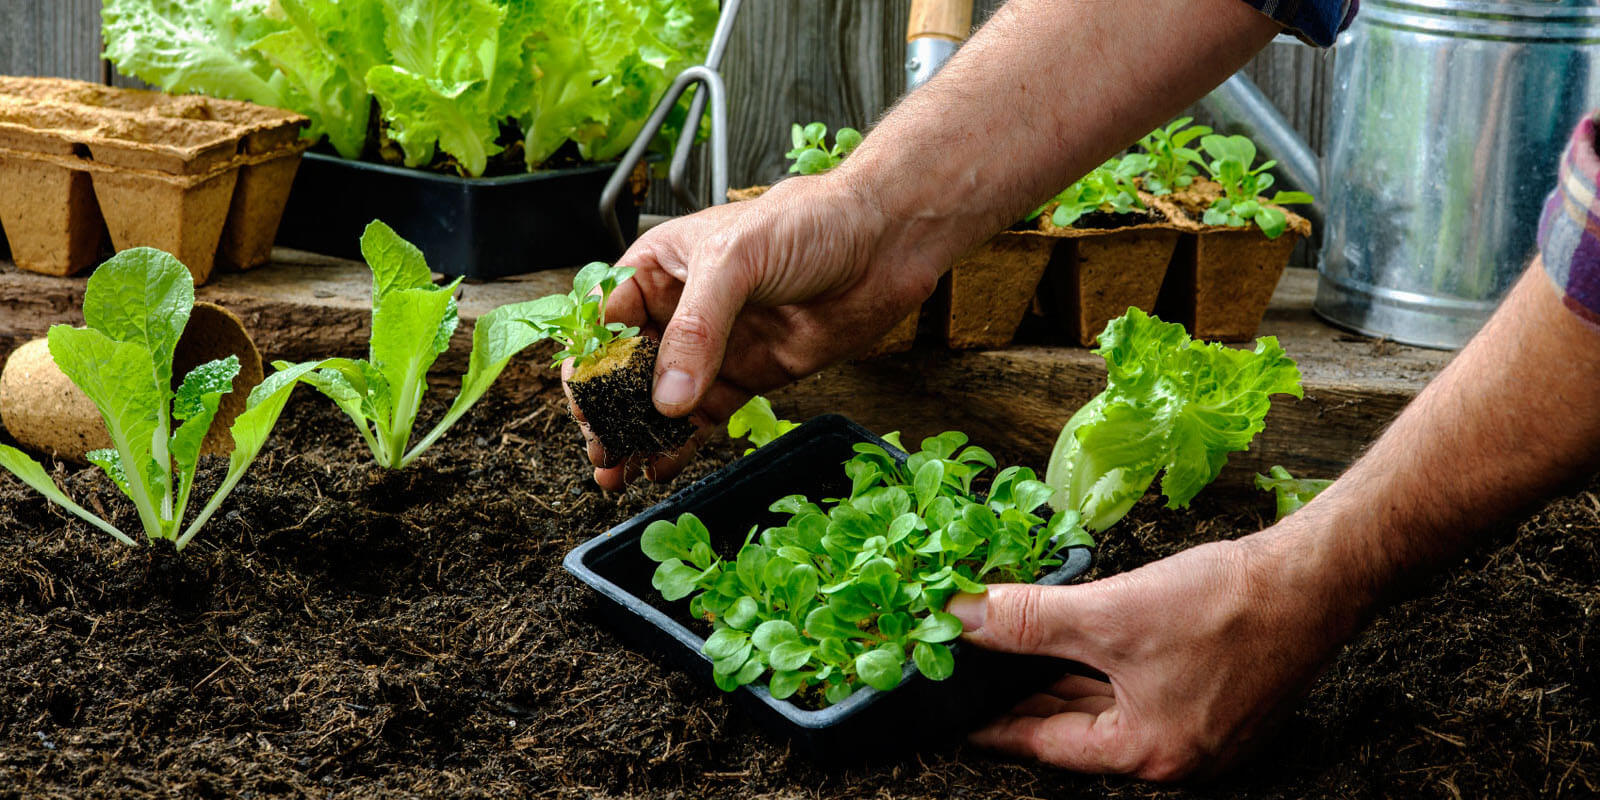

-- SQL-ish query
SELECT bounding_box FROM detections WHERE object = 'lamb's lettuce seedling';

[1045,308,1303,531]
[1255,465,1332,520]
[727,396,797,454]
[642,431,1092,705]
[283,220,554,468]
[1137,117,1212,195]
[785,121,862,175]
[517,262,640,369]
[1199,134,1314,238]
[0,248,313,550]
[1029,154,1156,228]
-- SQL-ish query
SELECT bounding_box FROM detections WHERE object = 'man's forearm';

[827,0,1281,277]
[1261,264,1600,635]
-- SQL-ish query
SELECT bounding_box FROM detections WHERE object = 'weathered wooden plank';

[1,249,1449,485]
[0,0,104,82]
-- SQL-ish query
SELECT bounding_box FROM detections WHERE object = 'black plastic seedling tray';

[564,414,1094,761]
[276,153,640,279]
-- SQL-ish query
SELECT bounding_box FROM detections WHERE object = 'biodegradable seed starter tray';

[564,414,1094,760]
[0,76,308,282]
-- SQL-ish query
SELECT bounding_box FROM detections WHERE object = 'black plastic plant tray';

[276,153,640,279]
[563,414,1094,761]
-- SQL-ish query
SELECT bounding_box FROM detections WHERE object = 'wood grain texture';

[907,0,975,41]
[1,253,1447,486]
[0,0,105,82]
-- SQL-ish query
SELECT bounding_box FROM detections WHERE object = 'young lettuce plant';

[285,220,553,468]
[786,121,862,175]
[0,248,314,550]
[643,431,1091,705]
[1029,154,1157,228]
[1199,134,1315,238]
[1045,308,1303,532]
[726,395,798,454]
[1137,116,1212,195]
[1255,465,1333,520]
[519,263,693,460]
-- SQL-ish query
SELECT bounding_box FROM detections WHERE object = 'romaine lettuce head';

[1045,308,1303,531]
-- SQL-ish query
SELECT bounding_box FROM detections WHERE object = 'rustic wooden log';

[2,250,1451,485]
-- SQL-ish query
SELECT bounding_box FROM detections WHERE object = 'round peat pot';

[563,414,1095,761]
[0,302,264,462]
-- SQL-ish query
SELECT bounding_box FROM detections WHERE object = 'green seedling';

[0,248,315,550]
[643,431,1092,705]
[1046,308,1304,531]
[727,396,798,454]
[516,262,640,369]
[1255,465,1332,520]
[786,121,862,175]
[1029,154,1156,228]
[1136,116,1212,195]
[283,220,554,469]
[1198,134,1315,238]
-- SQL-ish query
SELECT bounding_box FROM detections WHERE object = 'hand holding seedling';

[570,176,944,489]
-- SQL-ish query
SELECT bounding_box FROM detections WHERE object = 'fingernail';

[654,369,694,409]
[948,592,987,632]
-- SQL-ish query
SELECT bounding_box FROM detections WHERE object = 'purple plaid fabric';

[1538,112,1600,327]
[1242,0,1359,46]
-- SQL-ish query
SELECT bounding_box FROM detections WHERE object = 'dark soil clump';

[1073,208,1164,230]
[569,336,694,463]
[1,378,1596,799]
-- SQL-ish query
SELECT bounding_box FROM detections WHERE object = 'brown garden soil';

[1,377,1597,799]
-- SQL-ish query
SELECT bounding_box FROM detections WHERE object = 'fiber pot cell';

[563,414,1094,760]
[1155,185,1312,341]
[933,231,1055,349]
[0,149,103,276]
[90,163,240,285]
[217,144,310,270]
[568,336,694,462]
[1034,204,1181,347]
[0,302,264,462]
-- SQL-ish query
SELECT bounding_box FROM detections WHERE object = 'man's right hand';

[569,174,947,490]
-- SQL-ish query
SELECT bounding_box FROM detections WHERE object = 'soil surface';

[1,380,1596,799]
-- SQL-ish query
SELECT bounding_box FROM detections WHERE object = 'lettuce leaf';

[101,0,717,175]
[288,221,548,468]
[364,0,507,174]
[252,0,387,158]
[1045,309,1303,531]
[102,0,289,108]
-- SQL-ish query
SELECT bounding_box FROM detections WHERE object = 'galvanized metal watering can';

[1317,0,1600,348]
[1210,0,1600,349]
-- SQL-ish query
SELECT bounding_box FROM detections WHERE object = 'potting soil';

[1,379,1595,799]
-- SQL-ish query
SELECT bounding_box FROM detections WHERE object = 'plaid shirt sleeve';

[1241,1,1359,47]
[1538,112,1600,327]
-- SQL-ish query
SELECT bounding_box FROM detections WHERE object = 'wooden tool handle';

[907,0,973,42]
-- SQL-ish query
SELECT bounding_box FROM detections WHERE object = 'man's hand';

[948,523,1371,780]
[568,174,944,490]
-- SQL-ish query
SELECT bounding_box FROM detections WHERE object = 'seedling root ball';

[569,337,694,460]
